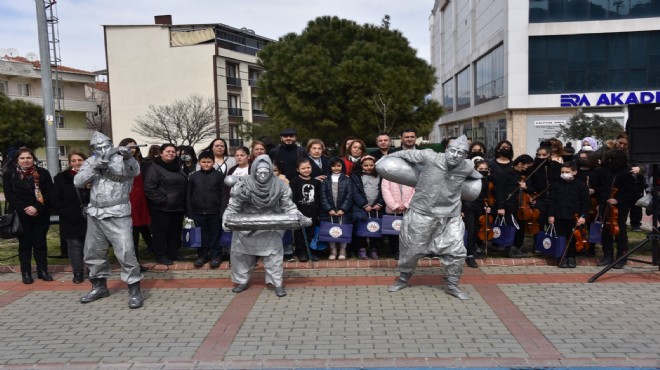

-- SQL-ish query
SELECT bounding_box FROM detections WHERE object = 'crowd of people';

[2,127,655,288]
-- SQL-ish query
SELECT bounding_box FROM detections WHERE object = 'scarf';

[17,166,44,204]
[154,157,181,172]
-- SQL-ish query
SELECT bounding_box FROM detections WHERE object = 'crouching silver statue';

[376,135,482,300]
[74,132,144,309]
[222,155,311,297]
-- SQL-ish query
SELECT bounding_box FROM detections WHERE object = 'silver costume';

[223,155,311,297]
[74,132,144,309]
[379,135,481,300]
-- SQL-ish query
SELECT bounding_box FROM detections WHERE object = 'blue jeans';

[191,213,221,259]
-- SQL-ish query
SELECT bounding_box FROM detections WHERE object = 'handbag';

[356,211,382,238]
[635,192,652,208]
[0,202,23,239]
[220,230,232,247]
[588,213,603,244]
[318,216,353,243]
[534,224,566,258]
[382,213,403,236]
[182,218,202,248]
[309,226,328,251]
[491,215,518,247]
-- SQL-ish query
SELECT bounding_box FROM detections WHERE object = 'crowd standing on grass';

[1,127,655,287]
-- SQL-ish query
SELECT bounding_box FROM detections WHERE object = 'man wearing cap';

[386,135,481,300]
[74,132,144,309]
[268,128,306,181]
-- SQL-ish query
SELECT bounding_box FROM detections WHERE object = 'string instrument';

[486,181,495,208]
[603,186,620,237]
[516,175,536,221]
[585,175,599,223]
[573,214,588,252]
[478,185,494,241]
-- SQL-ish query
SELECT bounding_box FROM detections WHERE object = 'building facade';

[104,15,271,152]
[0,55,98,169]
[430,0,660,156]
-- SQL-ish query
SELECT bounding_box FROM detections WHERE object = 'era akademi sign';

[560,91,660,107]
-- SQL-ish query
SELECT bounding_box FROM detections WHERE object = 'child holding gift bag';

[548,162,590,268]
[351,156,384,259]
[319,158,353,260]
[289,158,321,261]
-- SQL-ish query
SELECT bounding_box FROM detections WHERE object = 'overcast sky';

[0,1,433,73]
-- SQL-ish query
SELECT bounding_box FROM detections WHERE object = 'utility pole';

[35,0,59,177]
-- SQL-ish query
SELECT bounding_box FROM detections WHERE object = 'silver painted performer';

[384,135,481,300]
[222,155,311,297]
[74,132,144,309]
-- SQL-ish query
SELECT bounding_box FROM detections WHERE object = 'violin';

[573,214,588,253]
[585,176,599,223]
[604,186,619,237]
[486,181,495,208]
[478,196,494,241]
[516,175,536,222]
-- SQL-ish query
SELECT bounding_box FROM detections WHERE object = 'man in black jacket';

[268,128,306,181]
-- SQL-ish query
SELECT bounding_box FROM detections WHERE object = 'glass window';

[456,67,470,111]
[442,78,454,114]
[0,80,7,94]
[529,0,660,22]
[475,45,504,105]
[529,31,660,94]
[17,83,30,96]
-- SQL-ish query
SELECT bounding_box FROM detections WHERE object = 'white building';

[430,0,660,155]
[104,15,272,151]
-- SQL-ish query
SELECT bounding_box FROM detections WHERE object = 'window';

[456,67,470,111]
[228,95,242,116]
[0,80,7,94]
[475,45,504,105]
[58,145,68,157]
[529,31,660,94]
[52,85,63,98]
[226,63,241,86]
[248,69,261,86]
[17,83,30,96]
[252,97,264,115]
[530,0,660,23]
[95,104,102,117]
[442,78,454,114]
[56,115,65,128]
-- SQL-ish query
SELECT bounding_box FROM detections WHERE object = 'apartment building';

[430,0,660,155]
[0,55,98,169]
[104,15,272,151]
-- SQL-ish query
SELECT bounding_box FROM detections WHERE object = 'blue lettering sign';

[609,93,625,105]
[625,93,639,104]
[641,92,654,103]
[596,94,610,105]
[560,91,660,106]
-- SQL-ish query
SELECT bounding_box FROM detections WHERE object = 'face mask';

[470,152,485,159]
[478,170,489,177]
[498,148,512,157]
[578,159,589,168]
[560,173,574,181]
[180,155,192,162]
[582,145,592,151]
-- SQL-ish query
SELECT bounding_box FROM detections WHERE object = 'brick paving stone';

[499,283,660,359]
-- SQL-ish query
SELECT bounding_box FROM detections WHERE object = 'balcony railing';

[226,76,241,87]
[228,108,243,117]
[8,94,99,113]
[249,79,259,87]
[56,128,95,141]
[228,138,244,147]
[252,109,267,116]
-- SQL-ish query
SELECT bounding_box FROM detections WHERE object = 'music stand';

[589,164,660,283]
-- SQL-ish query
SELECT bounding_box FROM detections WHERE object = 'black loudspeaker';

[627,103,660,164]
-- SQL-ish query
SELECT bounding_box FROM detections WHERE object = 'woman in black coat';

[143,143,188,265]
[51,150,90,283]
[2,148,53,284]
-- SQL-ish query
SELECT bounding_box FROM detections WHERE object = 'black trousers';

[17,213,50,272]
[294,225,315,258]
[553,218,576,259]
[149,209,184,259]
[463,209,480,256]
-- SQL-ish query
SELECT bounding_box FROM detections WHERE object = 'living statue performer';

[223,155,311,297]
[74,132,144,309]
[379,135,482,300]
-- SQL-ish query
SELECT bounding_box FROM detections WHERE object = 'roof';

[0,55,96,76]
[94,81,109,92]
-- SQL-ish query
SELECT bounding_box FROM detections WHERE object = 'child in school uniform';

[289,158,321,262]
[548,162,590,268]
[351,155,384,259]
[319,157,353,260]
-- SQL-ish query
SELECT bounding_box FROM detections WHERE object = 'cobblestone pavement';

[0,258,658,369]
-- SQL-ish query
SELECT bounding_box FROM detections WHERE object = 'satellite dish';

[6,48,19,57]
[25,52,38,61]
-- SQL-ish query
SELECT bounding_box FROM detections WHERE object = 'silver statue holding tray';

[376,135,482,300]
[222,155,311,297]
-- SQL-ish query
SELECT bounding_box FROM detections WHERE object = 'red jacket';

[129,172,151,226]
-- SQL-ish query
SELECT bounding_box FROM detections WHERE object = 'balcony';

[226,76,241,87]
[249,79,259,87]
[252,109,267,117]
[56,128,95,141]
[8,94,99,113]
[227,108,243,117]
[228,138,244,147]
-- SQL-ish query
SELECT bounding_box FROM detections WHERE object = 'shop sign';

[560,91,660,107]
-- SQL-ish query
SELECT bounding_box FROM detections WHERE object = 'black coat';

[143,159,188,212]
[548,179,590,220]
[186,169,224,215]
[319,176,353,224]
[3,166,53,218]
[309,155,331,180]
[51,170,90,240]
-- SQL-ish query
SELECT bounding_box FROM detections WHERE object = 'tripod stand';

[589,164,659,283]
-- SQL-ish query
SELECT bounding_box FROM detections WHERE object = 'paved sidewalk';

[0,258,659,369]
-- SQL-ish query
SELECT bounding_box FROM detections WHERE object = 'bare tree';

[373,93,397,135]
[132,94,217,147]
[86,84,111,135]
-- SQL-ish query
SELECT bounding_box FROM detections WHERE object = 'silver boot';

[388,272,412,292]
[445,263,470,300]
[80,278,110,303]
[128,282,143,309]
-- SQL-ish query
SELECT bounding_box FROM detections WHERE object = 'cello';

[603,186,620,237]
[478,182,494,242]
